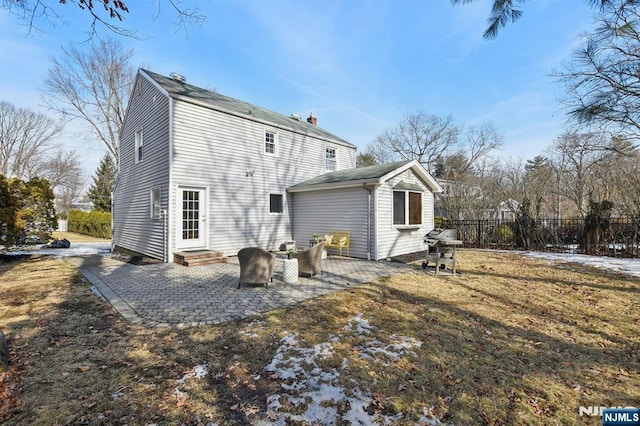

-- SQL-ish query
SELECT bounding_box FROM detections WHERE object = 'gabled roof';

[288,159,443,193]
[140,69,355,149]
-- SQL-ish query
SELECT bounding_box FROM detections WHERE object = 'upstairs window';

[150,187,161,219]
[264,131,277,156]
[269,193,284,213]
[393,190,422,226]
[135,129,144,163]
[326,147,336,171]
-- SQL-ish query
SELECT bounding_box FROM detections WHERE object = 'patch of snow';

[522,251,640,278]
[3,242,111,258]
[261,316,429,425]
[343,313,374,335]
[176,364,209,384]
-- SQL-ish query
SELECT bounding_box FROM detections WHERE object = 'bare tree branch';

[0,101,63,179]
[1,0,205,38]
[41,37,135,166]
[370,111,459,174]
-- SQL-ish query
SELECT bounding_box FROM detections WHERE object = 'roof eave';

[288,179,378,193]
[378,159,444,193]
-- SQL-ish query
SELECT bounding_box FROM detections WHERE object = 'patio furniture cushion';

[238,247,275,289]
[323,231,350,256]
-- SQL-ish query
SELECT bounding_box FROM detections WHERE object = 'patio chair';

[237,247,275,289]
[296,242,325,278]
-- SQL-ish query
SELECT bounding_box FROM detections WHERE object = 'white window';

[393,190,422,226]
[264,131,277,156]
[135,129,143,163]
[269,193,284,213]
[150,187,161,219]
[326,147,336,171]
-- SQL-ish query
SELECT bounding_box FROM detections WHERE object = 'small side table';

[283,258,298,283]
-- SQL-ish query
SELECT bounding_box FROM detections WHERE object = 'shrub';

[68,210,111,239]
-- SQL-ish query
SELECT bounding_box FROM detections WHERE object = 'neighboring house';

[113,69,442,262]
[493,199,520,222]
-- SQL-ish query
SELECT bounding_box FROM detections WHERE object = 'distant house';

[113,69,443,262]
[494,199,520,222]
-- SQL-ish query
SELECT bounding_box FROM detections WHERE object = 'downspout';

[364,183,373,260]
[166,97,174,262]
[110,190,114,253]
[289,192,294,247]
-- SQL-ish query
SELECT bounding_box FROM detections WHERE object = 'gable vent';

[170,72,186,83]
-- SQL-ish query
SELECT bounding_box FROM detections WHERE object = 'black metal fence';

[442,217,640,258]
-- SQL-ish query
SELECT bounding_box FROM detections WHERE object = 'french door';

[177,187,206,249]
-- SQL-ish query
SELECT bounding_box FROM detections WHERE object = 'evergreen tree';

[16,177,57,242]
[0,175,19,246]
[356,153,377,168]
[88,153,116,212]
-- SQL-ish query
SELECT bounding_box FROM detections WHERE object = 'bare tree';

[363,137,396,165]
[555,0,640,143]
[370,111,460,175]
[1,0,205,38]
[548,132,611,218]
[463,122,503,172]
[35,148,84,192]
[42,37,134,166]
[437,121,503,180]
[0,101,62,178]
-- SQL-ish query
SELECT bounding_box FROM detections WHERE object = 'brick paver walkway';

[68,254,425,328]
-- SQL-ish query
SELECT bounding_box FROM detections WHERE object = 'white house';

[113,69,443,262]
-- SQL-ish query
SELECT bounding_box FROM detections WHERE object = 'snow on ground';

[520,251,640,278]
[2,242,112,258]
[259,315,435,426]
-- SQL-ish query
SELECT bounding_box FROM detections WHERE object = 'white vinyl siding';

[376,170,434,259]
[112,74,170,260]
[170,99,355,255]
[292,187,371,259]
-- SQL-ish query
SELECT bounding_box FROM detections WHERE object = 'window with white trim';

[393,190,422,226]
[264,131,277,156]
[269,193,284,213]
[135,129,143,163]
[326,147,336,170]
[150,187,161,219]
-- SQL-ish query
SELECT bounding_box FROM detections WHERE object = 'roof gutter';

[287,178,379,193]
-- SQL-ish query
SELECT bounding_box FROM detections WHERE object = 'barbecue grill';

[422,228,462,274]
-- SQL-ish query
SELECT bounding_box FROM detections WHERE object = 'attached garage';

[289,160,443,260]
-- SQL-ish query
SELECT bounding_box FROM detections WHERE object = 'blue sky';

[0,1,598,180]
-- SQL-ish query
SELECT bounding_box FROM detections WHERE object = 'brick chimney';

[307,112,317,126]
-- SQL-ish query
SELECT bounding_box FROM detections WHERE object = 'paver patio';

[68,254,428,328]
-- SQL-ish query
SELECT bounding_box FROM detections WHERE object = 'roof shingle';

[141,69,355,148]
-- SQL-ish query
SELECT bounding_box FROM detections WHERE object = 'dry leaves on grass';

[1,250,639,425]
